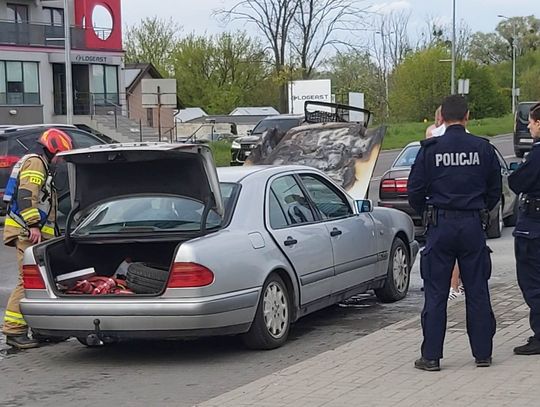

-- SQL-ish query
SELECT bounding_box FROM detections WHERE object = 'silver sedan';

[20,144,419,349]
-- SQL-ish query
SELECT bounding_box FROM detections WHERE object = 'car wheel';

[503,198,519,227]
[486,204,503,239]
[126,263,169,294]
[242,274,291,350]
[375,237,410,303]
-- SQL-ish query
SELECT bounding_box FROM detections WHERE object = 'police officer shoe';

[514,336,540,355]
[5,334,40,350]
[414,357,440,371]
[475,357,492,367]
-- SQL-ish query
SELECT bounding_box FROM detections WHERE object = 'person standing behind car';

[508,102,540,355]
[425,106,443,139]
[2,129,73,349]
[408,95,501,371]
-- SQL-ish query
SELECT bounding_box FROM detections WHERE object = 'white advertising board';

[348,92,365,123]
[141,79,177,108]
[288,79,332,114]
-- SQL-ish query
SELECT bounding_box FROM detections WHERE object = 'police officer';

[2,128,72,349]
[508,102,540,355]
[408,95,502,371]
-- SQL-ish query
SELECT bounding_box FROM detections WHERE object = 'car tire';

[375,237,410,303]
[503,198,519,227]
[486,204,503,239]
[126,263,169,294]
[242,274,291,350]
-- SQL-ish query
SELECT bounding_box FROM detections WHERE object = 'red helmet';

[38,128,73,155]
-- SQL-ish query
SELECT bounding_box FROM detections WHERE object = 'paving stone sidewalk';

[197,283,540,407]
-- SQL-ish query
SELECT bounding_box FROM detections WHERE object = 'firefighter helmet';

[38,128,73,155]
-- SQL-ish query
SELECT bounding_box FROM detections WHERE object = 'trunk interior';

[44,239,185,296]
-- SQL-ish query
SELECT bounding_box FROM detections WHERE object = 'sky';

[120,0,537,39]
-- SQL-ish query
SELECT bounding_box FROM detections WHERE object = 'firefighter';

[2,128,73,349]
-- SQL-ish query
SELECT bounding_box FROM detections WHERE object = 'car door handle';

[284,237,298,246]
[330,228,342,237]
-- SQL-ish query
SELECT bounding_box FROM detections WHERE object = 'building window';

[44,7,64,26]
[7,3,28,23]
[0,61,40,105]
[91,65,118,105]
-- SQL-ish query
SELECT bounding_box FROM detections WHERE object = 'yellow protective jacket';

[3,155,57,247]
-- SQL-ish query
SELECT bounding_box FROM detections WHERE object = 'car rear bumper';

[21,287,260,338]
[514,133,534,152]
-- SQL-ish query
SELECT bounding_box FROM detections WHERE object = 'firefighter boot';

[6,334,39,350]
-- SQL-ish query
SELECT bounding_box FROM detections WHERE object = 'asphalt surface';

[0,134,521,407]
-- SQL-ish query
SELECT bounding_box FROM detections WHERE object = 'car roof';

[0,124,79,136]
[260,114,304,121]
[57,142,207,157]
[217,164,317,183]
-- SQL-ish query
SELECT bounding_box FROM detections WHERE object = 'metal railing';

[0,20,86,49]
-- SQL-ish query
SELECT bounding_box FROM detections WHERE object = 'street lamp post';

[63,0,73,124]
[498,15,517,114]
[451,0,456,95]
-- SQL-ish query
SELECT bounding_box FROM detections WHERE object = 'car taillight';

[167,262,214,288]
[22,265,46,289]
[0,155,20,169]
[381,178,409,194]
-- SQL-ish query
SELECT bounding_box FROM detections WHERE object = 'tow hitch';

[85,318,104,347]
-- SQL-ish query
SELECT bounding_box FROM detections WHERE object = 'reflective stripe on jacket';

[3,155,57,246]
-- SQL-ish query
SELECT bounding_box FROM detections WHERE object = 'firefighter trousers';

[2,238,33,336]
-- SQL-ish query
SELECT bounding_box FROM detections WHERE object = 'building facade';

[0,0,124,125]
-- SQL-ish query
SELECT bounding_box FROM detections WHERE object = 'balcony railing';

[0,20,85,49]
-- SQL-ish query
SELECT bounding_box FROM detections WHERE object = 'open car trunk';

[43,238,188,297]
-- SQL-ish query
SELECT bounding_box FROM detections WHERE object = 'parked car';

[231,115,304,165]
[0,125,114,215]
[378,141,518,239]
[514,101,539,158]
[20,143,419,349]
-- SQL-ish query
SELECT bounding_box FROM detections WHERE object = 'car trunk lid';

[58,143,224,236]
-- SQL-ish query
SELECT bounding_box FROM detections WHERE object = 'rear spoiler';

[304,101,372,128]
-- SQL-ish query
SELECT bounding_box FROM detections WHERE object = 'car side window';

[65,130,101,149]
[299,174,352,220]
[268,190,289,229]
[270,175,315,227]
[13,133,40,153]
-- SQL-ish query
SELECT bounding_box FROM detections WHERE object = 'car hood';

[58,143,224,217]
[245,123,386,200]
[235,135,262,143]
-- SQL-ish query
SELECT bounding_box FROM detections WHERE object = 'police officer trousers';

[420,210,496,360]
[514,237,540,339]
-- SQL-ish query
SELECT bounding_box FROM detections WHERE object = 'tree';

[326,51,385,120]
[468,32,508,65]
[217,0,299,112]
[172,33,277,114]
[518,50,540,102]
[124,17,181,76]
[291,0,364,79]
[457,61,506,119]
[496,16,540,57]
[389,47,451,121]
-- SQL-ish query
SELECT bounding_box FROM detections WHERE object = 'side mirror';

[509,162,520,171]
[356,199,373,213]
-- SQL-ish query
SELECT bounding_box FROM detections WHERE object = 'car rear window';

[0,137,7,156]
[393,145,421,168]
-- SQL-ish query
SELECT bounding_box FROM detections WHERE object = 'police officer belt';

[437,209,479,218]
[520,196,540,216]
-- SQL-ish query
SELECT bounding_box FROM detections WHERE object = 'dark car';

[378,141,518,239]
[514,101,539,158]
[230,115,304,165]
[0,125,114,215]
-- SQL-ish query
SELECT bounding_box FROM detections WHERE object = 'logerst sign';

[288,79,332,114]
[74,55,109,64]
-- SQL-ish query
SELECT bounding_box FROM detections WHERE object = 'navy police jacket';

[408,124,502,215]
[508,141,540,239]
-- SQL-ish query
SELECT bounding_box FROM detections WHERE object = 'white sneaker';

[448,287,463,301]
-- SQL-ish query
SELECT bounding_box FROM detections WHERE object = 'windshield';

[393,145,421,168]
[75,183,237,235]
[252,118,301,135]
[518,103,536,122]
